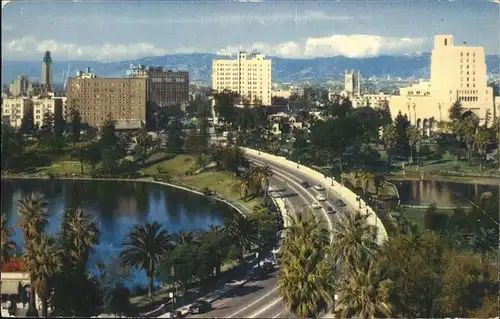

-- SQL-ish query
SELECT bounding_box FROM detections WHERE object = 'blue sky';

[2,0,499,61]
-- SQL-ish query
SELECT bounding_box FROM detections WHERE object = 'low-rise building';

[1,97,32,128]
[31,96,64,128]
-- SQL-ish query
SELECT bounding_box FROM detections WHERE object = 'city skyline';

[2,0,499,62]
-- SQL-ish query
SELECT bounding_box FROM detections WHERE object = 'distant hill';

[2,53,499,86]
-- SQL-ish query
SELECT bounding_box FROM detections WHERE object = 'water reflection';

[0,179,235,286]
[395,180,498,206]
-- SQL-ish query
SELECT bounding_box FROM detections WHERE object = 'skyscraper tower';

[41,51,53,92]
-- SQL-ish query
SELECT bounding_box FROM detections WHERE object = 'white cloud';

[3,36,190,61]
[222,35,427,58]
[4,34,428,61]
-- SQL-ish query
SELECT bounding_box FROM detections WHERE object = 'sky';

[1,0,499,61]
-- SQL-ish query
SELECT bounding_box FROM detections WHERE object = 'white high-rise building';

[389,35,494,132]
[212,51,272,106]
[344,70,361,97]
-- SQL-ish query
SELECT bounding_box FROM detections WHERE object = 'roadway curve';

[189,153,342,318]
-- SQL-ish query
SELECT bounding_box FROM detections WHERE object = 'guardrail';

[242,147,388,244]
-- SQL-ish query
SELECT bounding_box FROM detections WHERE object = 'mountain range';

[2,53,499,86]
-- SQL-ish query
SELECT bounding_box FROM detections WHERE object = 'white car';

[314,184,325,191]
[316,194,327,202]
[311,202,321,209]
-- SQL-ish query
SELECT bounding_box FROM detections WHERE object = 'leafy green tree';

[120,221,172,300]
[166,118,185,153]
[393,111,411,156]
[158,242,200,293]
[468,228,498,265]
[380,230,445,318]
[249,208,280,259]
[1,123,24,171]
[69,109,82,148]
[198,225,231,279]
[381,124,398,166]
[449,100,463,120]
[424,203,449,232]
[213,90,238,125]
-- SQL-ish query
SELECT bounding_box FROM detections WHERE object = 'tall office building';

[127,64,189,107]
[212,51,272,106]
[344,70,361,98]
[9,76,30,97]
[41,51,53,93]
[66,69,147,128]
[389,35,494,130]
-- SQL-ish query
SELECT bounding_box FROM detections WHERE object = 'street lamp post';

[169,292,175,313]
[297,160,300,169]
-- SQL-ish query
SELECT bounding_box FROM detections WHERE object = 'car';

[335,199,347,207]
[326,206,336,214]
[189,300,212,314]
[316,194,327,202]
[311,202,321,209]
[314,184,325,191]
[249,266,267,280]
[301,181,310,188]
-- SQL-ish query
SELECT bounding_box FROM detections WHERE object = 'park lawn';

[140,152,195,177]
[36,160,86,175]
[401,207,456,229]
[179,171,263,211]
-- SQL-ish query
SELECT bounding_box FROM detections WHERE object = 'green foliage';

[424,203,450,232]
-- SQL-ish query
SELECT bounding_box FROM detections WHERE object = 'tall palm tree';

[60,208,100,275]
[120,221,172,300]
[381,124,398,167]
[1,214,16,264]
[278,210,334,317]
[335,261,393,318]
[406,126,420,165]
[330,211,380,273]
[172,230,197,245]
[223,213,257,263]
[51,208,100,316]
[468,227,498,265]
[16,193,49,248]
[23,234,63,317]
[474,127,489,171]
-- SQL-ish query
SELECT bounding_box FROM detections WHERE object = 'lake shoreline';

[386,175,500,186]
[0,174,249,217]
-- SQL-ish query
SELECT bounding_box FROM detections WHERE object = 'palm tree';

[223,213,257,263]
[120,221,172,300]
[60,208,100,275]
[475,127,489,171]
[1,214,16,264]
[381,124,397,166]
[406,126,420,165]
[23,234,63,317]
[468,227,498,265]
[282,210,330,250]
[372,174,386,198]
[335,261,393,318]
[16,193,49,248]
[172,230,197,245]
[278,210,334,317]
[240,179,250,201]
[330,211,380,273]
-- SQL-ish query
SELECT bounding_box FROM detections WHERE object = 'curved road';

[189,153,344,318]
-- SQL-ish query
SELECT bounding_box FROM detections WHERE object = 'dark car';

[249,267,267,280]
[335,199,347,207]
[189,300,212,314]
[326,206,336,214]
[301,181,310,188]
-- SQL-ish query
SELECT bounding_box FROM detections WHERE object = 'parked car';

[316,194,327,202]
[314,184,325,191]
[311,202,322,209]
[189,300,212,314]
[327,206,336,214]
[335,199,347,207]
[301,181,311,188]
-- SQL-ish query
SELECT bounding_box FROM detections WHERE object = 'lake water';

[0,179,235,288]
[392,179,499,207]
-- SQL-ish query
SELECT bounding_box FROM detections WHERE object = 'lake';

[0,179,236,287]
[392,179,499,207]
